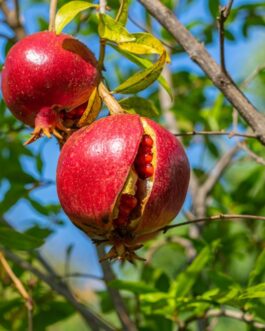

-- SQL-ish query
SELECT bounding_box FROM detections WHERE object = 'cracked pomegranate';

[1,31,99,143]
[56,114,190,261]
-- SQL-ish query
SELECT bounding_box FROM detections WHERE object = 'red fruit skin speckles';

[56,114,190,248]
[1,31,99,127]
[56,114,144,237]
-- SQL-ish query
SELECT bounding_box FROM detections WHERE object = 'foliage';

[0,0,265,330]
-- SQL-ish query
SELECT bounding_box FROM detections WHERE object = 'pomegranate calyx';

[99,243,145,263]
[24,107,70,145]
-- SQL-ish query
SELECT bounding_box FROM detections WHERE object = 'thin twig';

[217,0,234,74]
[0,251,33,331]
[49,0,57,32]
[173,130,258,139]
[98,0,107,71]
[239,141,265,166]
[241,64,265,89]
[99,0,107,14]
[62,273,104,281]
[160,214,265,233]
[97,246,138,331]
[13,0,20,23]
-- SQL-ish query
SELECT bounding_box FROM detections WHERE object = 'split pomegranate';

[1,31,99,143]
[56,114,190,261]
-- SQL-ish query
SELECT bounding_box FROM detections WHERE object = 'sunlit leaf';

[118,32,170,62]
[114,51,166,94]
[98,14,135,43]
[111,44,173,99]
[55,1,98,34]
[115,0,129,26]
[77,87,102,127]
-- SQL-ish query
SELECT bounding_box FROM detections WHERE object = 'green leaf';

[33,301,75,330]
[111,44,173,99]
[109,280,156,294]
[118,32,170,62]
[171,241,220,298]
[25,226,53,241]
[55,1,98,34]
[98,14,135,43]
[239,283,265,300]
[208,0,219,19]
[114,51,167,94]
[119,97,159,117]
[0,223,44,250]
[249,249,265,286]
[116,0,129,26]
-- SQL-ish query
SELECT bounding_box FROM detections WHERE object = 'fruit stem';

[49,0,58,32]
[98,82,125,115]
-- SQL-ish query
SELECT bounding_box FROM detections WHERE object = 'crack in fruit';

[112,134,155,238]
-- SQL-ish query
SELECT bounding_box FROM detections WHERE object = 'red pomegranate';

[56,114,190,262]
[1,31,99,143]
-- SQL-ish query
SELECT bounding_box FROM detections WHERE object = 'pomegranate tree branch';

[183,308,265,330]
[99,0,107,14]
[161,214,265,233]
[137,0,265,146]
[13,0,20,23]
[173,130,259,140]
[98,0,107,71]
[2,249,115,331]
[200,144,239,196]
[217,0,234,74]
[49,0,57,32]
[96,246,138,331]
[0,0,25,40]
[0,251,33,331]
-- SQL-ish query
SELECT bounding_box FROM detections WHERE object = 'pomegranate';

[56,114,190,262]
[1,31,99,144]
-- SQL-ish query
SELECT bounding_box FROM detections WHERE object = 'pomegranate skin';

[1,31,99,127]
[57,115,144,237]
[56,114,190,257]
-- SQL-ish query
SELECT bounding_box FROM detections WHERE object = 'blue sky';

[1,0,264,286]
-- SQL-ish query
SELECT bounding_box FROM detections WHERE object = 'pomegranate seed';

[139,164,154,178]
[140,145,152,154]
[135,152,153,166]
[142,134,153,147]
[120,194,138,209]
